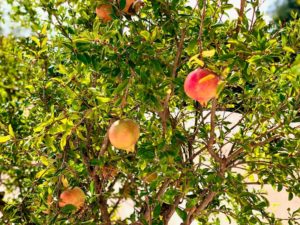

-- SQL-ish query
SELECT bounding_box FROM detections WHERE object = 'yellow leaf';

[248,174,256,182]
[36,169,47,179]
[140,30,150,41]
[189,54,204,67]
[221,67,230,77]
[31,36,40,47]
[58,64,68,75]
[8,124,15,137]
[41,24,47,35]
[61,175,69,188]
[36,167,56,179]
[76,130,87,141]
[41,37,48,48]
[60,133,69,150]
[202,49,216,58]
[283,46,295,53]
[0,135,11,143]
[40,156,49,166]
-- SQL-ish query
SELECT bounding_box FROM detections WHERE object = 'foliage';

[272,0,300,22]
[0,0,300,224]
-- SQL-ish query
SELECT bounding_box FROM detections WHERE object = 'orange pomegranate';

[96,4,113,22]
[122,0,135,14]
[58,187,85,210]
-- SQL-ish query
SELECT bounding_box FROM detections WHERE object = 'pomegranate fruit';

[96,0,142,21]
[122,0,141,15]
[58,187,85,210]
[96,4,113,22]
[108,119,140,152]
[184,68,220,106]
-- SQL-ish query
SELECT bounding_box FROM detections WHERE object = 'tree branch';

[235,0,246,35]
[84,120,111,225]
[207,98,222,164]
[183,191,217,225]
[160,28,186,135]
[227,125,283,164]
[163,193,184,224]
[198,0,207,59]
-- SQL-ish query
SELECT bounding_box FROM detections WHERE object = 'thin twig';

[160,28,187,135]
[207,98,222,164]
[198,0,207,59]
[235,0,246,35]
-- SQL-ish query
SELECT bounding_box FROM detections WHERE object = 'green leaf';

[162,189,179,204]
[61,204,77,214]
[137,147,155,160]
[120,0,126,10]
[90,181,95,195]
[153,204,161,218]
[176,207,187,221]
[222,4,234,9]
[217,81,226,97]
[0,135,11,143]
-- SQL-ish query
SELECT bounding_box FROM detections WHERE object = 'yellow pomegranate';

[108,119,140,152]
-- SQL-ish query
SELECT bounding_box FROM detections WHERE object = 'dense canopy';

[0,0,300,224]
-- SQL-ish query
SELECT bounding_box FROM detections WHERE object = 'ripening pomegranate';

[108,119,140,152]
[96,0,143,21]
[122,0,143,15]
[59,187,85,210]
[184,68,220,106]
[122,0,135,13]
[128,0,144,15]
[96,4,113,22]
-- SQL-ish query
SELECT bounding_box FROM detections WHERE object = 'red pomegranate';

[184,68,220,106]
